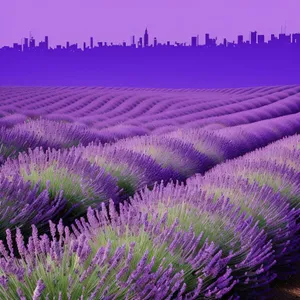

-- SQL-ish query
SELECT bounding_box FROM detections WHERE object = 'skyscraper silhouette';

[90,37,94,49]
[292,33,300,44]
[237,35,243,45]
[29,37,35,48]
[45,36,49,50]
[258,35,265,44]
[251,31,257,44]
[138,37,143,48]
[23,38,29,51]
[191,36,197,47]
[144,28,149,47]
[205,33,210,46]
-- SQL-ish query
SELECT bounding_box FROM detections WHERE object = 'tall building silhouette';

[154,37,157,47]
[23,38,29,51]
[191,36,197,47]
[45,36,49,49]
[258,35,265,44]
[292,33,300,44]
[205,33,210,46]
[90,37,94,49]
[29,37,35,48]
[238,35,243,45]
[251,31,257,44]
[138,37,142,48]
[144,28,149,47]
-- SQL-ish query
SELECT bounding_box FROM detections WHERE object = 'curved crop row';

[215,112,300,155]
[187,134,300,278]
[0,147,119,225]
[13,119,104,150]
[1,85,300,134]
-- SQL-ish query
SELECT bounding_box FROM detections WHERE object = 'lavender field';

[0,85,300,299]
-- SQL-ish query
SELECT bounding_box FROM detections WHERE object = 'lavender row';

[215,111,300,155]
[187,133,300,280]
[0,120,101,165]
[0,118,150,163]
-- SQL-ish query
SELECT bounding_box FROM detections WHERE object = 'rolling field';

[0,85,299,299]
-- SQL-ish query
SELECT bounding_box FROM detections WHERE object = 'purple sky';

[0,0,299,47]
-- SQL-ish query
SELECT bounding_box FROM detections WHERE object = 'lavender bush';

[13,119,104,150]
[161,128,238,163]
[206,159,300,209]
[186,173,300,276]
[0,211,237,299]
[0,147,119,223]
[74,143,176,199]
[113,135,214,181]
[121,181,276,295]
[0,174,65,240]
[0,126,46,166]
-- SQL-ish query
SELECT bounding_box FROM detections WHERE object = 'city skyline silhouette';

[1,28,300,52]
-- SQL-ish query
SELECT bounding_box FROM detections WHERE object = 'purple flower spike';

[32,279,46,300]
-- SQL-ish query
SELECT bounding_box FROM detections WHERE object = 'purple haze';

[0,0,299,48]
